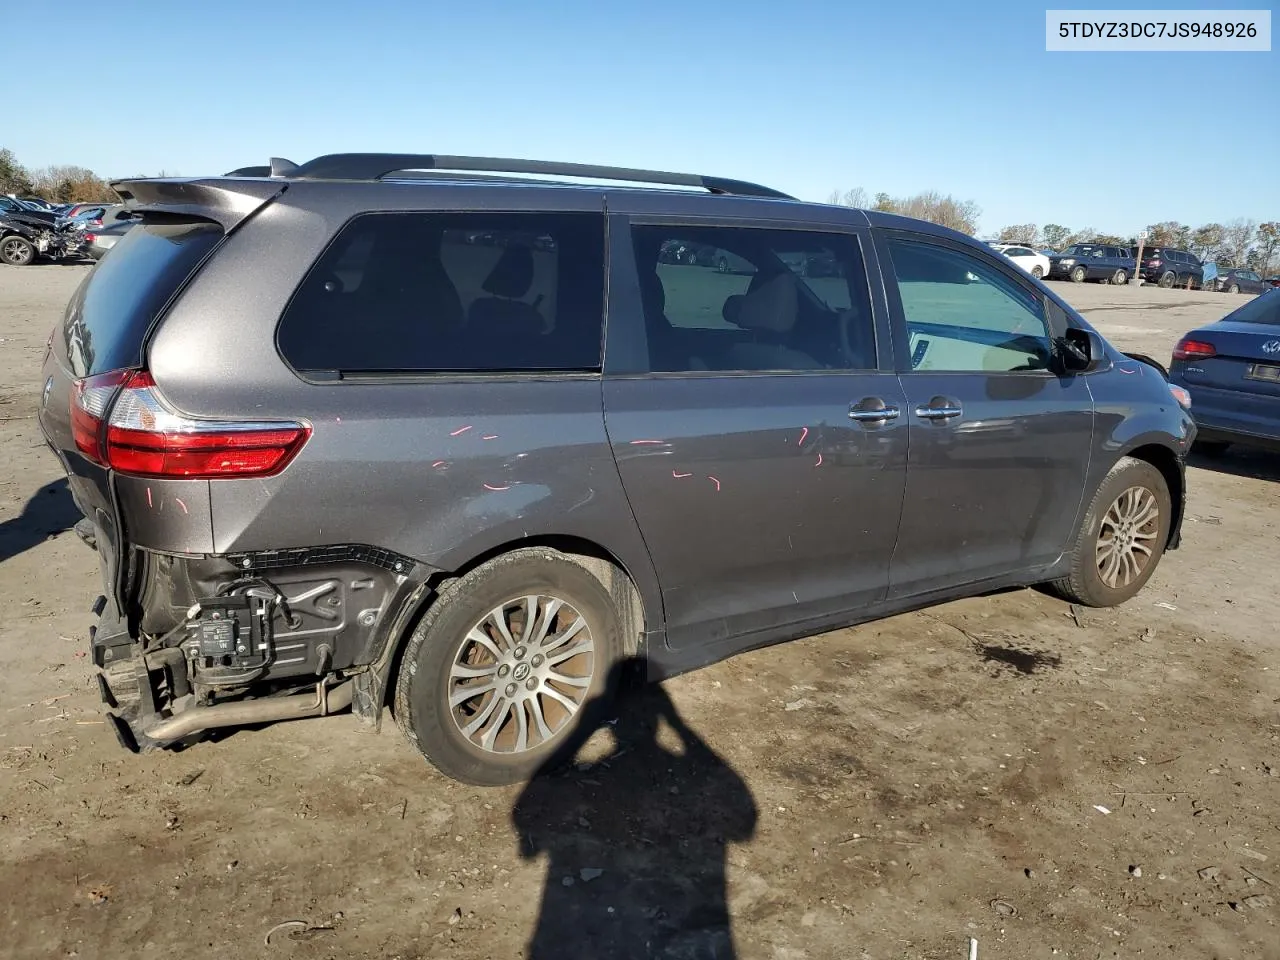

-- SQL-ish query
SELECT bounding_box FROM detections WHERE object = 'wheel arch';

[1119,442,1184,550]
[359,534,654,724]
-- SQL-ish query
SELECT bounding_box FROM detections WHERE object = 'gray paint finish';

[38,170,1195,692]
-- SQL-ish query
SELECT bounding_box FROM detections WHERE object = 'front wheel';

[1112,269,1128,285]
[1229,283,1240,294]
[1070,265,1087,283]
[0,235,35,266]
[1031,265,1045,279]
[1047,456,1171,607]
[393,548,623,786]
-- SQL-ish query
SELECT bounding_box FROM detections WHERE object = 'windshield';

[1065,245,1100,256]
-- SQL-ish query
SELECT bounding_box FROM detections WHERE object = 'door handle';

[848,398,900,423]
[914,396,963,420]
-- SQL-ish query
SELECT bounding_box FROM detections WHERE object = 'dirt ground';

[1,265,1277,960]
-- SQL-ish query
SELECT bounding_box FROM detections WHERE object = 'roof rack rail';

[226,152,795,201]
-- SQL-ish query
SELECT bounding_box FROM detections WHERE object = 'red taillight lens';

[84,232,97,243]
[70,370,310,478]
[70,370,130,461]
[1173,338,1216,361]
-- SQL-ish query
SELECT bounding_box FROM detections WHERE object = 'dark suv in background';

[38,153,1195,785]
[1047,243,1135,284]
[1137,247,1205,288]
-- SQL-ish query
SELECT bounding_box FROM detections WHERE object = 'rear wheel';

[1158,271,1176,288]
[394,549,623,786]
[1048,456,1171,607]
[1112,269,1128,285]
[0,235,35,266]
[1031,265,1045,279]
[1070,265,1087,283]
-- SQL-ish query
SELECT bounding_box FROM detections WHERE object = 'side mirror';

[1059,328,1106,374]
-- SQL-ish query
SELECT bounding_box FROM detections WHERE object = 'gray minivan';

[38,154,1196,785]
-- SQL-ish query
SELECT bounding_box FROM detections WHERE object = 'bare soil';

[1,266,1277,960]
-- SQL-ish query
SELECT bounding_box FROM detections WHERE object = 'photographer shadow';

[513,657,757,959]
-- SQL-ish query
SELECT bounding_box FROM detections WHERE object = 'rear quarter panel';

[142,182,663,630]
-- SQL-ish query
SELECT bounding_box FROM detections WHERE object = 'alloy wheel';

[1095,486,1160,589]
[447,594,595,754]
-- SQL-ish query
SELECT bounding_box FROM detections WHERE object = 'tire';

[1192,440,1231,458]
[1229,283,1240,294]
[0,235,35,266]
[1047,456,1172,608]
[393,548,623,786]
[1158,271,1176,288]
[1112,269,1128,285]
[1031,265,1045,279]
[1070,265,1087,283]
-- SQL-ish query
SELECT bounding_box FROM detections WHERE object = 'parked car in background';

[1047,243,1135,284]
[1207,268,1271,295]
[39,151,1194,786]
[84,217,137,260]
[1137,247,1204,288]
[1170,288,1280,455]
[1266,276,1280,288]
[0,195,88,265]
[991,243,1051,279]
[64,204,132,232]
[62,201,118,220]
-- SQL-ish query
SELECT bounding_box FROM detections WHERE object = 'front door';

[876,231,1095,599]
[603,214,908,651]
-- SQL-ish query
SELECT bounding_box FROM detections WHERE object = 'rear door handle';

[915,396,963,420]
[849,397,901,423]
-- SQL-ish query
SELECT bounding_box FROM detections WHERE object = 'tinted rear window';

[61,220,223,377]
[276,211,605,374]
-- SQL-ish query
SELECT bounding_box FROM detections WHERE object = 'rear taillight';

[83,232,96,243]
[1172,338,1217,361]
[71,370,130,459]
[70,370,310,478]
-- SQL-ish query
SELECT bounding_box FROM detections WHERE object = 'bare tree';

[28,164,118,203]
[996,223,1039,245]
[1041,224,1070,251]
[1219,218,1257,267]
[826,187,869,209]
[1190,223,1224,261]
[1064,227,1098,247]
[1145,221,1192,249]
[1254,222,1279,275]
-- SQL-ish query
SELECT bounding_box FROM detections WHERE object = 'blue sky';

[9,0,1276,235]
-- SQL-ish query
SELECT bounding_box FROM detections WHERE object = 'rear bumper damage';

[80,537,429,752]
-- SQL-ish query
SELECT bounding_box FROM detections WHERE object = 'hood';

[2,207,57,229]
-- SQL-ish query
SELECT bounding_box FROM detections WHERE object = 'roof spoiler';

[109,177,287,231]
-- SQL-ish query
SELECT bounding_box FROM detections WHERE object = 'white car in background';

[989,243,1051,280]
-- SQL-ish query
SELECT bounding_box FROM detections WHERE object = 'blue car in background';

[1170,288,1280,455]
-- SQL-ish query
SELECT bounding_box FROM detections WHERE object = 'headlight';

[1169,384,1192,409]
[1060,259,1075,266]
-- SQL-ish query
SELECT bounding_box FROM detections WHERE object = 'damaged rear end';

[37,176,391,751]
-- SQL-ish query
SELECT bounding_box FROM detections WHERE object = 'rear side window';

[631,224,874,373]
[61,220,224,378]
[277,212,605,375]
